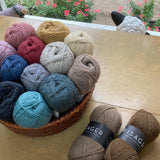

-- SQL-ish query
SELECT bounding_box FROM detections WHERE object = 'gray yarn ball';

[40,42,74,74]
[21,63,50,91]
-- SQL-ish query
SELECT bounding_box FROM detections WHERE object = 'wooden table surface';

[0,16,160,160]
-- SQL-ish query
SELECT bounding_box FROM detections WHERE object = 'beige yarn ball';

[67,54,101,95]
[64,30,94,57]
[40,42,74,74]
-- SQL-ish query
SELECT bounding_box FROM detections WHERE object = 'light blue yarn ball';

[13,91,53,128]
[39,73,79,113]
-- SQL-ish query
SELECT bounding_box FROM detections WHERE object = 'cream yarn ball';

[64,30,94,57]
[40,42,74,74]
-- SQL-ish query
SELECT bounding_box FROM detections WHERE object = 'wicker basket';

[0,89,93,137]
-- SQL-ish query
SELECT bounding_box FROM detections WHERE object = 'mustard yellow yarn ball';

[36,20,70,44]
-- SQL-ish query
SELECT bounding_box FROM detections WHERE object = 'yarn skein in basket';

[21,63,50,91]
[13,91,53,128]
[36,20,70,44]
[104,109,160,160]
[0,55,28,82]
[17,36,45,64]
[0,81,24,121]
[68,54,101,95]
[5,22,36,49]
[0,89,94,137]
[39,73,79,113]
[68,104,122,160]
[40,42,74,74]
[64,30,94,57]
[0,41,17,66]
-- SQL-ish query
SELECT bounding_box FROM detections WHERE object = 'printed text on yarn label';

[118,125,146,152]
[82,121,114,148]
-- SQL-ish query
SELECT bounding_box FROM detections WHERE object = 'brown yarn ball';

[104,109,160,160]
[68,104,122,160]
[67,54,101,95]
[36,20,70,44]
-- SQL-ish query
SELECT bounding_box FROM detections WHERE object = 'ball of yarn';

[0,55,28,82]
[36,20,70,44]
[40,42,74,74]
[21,63,50,91]
[68,104,122,160]
[0,41,17,66]
[0,81,24,121]
[67,54,101,95]
[17,36,45,64]
[104,109,160,160]
[13,91,53,128]
[39,73,79,113]
[64,30,94,57]
[5,22,36,48]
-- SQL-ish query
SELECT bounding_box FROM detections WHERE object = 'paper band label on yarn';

[118,125,146,152]
[82,121,114,148]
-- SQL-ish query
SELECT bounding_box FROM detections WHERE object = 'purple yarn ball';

[21,63,50,91]
[0,41,17,66]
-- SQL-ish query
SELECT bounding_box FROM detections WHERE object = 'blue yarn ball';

[0,55,28,82]
[0,81,24,121]
[39,73,79,113]
[13,91,53,128]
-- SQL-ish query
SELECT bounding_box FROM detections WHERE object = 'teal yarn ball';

[39,73,79,113]
[13,91,53,128]
[0,55,28,82]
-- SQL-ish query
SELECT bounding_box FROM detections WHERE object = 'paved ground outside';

[92,0,160,26]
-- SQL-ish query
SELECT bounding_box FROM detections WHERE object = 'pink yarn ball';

[0,41,17,66]
[5,23,36,49]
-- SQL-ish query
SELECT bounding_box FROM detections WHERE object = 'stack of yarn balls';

[0,21,101,129]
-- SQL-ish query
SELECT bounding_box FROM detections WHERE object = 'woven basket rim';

[0,89,93,136]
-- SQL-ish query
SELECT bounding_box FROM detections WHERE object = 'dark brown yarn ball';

[104,139,138,160]
[128,110,160,143]
[68,105,122,160]
[104,109,160,160]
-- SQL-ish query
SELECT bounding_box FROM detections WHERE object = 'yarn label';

[118,125,146,152]
[82,121,114,148]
